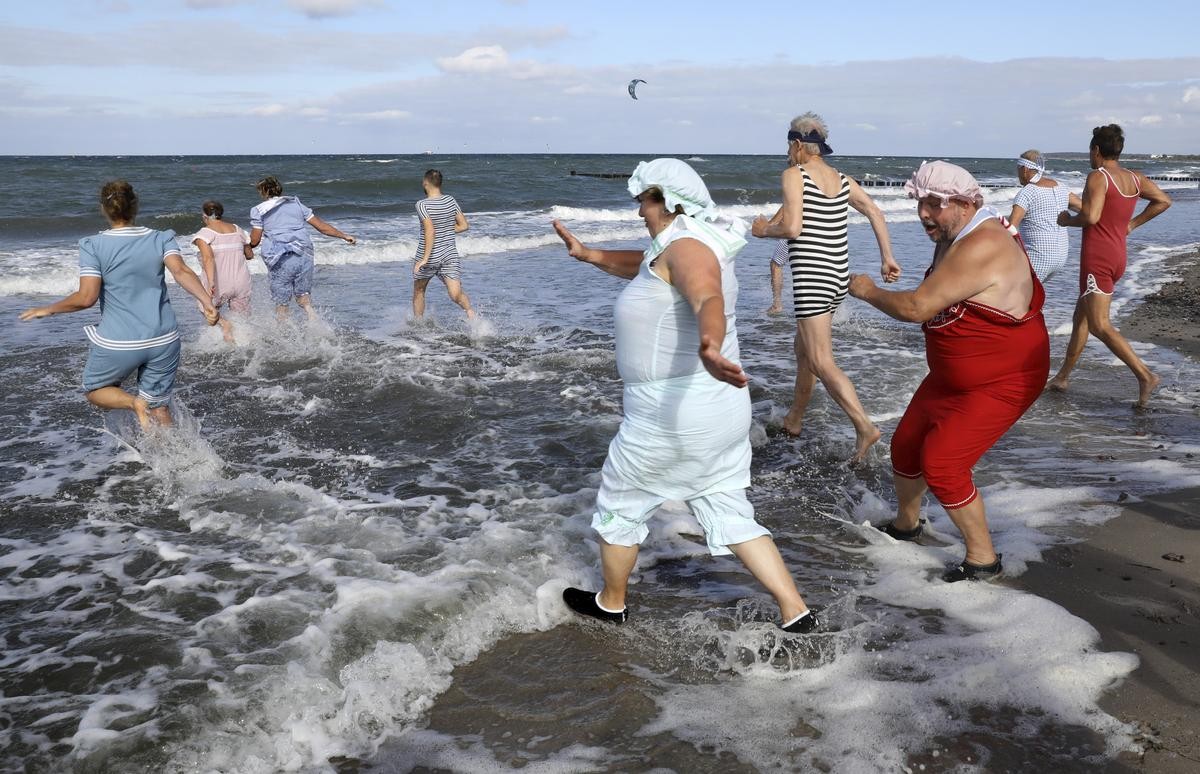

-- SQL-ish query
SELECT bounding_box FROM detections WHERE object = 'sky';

[2,0,1198,156]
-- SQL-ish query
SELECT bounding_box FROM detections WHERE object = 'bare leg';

[275,304,291,322]
[413,278,430,317]
[892,473,927,531]
[444,278,476,319]
[218,316,235,343]
[797,314,880,463]
[596,538,639,611]
[1081,293,1160,406]
[148,406,174,427]
[1048,297,1089,391]
[767,263,784,315]
[86,387,153,430]
[944,497,997,566]
[728,535,808,621]
[296,294,318,322]
[783,328,817,436]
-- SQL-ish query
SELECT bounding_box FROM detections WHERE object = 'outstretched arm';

[308,215,356,244]
[848,178,900,282]
[165,254,220,325]
[20,276,102,320]
[662,239,748,388]
[849,239,995,323]
[1130,174,1171,233]
[552,220,643,280]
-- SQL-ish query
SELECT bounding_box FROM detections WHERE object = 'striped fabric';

[1012,183,1070,281]
[788,168,850,319]
[415,195,462,265]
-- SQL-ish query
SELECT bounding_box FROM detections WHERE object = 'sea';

[1,153,1199,773]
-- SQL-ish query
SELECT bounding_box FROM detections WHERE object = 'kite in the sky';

[628,79,647,100]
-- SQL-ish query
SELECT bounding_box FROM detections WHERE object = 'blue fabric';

[251,196,314,269]
[268,251,314,304]
[78,227,180,347]
[82,338,180,407]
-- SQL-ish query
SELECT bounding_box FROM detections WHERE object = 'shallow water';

[2,154,1199,772]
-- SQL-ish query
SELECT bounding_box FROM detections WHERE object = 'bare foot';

[131,397,152,431]
[766,304,783,316]
[466,308,477,319]
[1135,372,1161,408]
[781,409,804,437]
[1046,375,1069,393]
[851,424,882,465]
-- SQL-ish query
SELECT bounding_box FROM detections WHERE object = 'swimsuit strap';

[952,207,998,244]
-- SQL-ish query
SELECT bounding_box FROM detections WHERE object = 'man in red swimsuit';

[848,161,1049,582]
[1047,124,1171,407]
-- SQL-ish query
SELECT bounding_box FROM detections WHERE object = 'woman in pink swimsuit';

[193,200,254,342]
[1048,124,1171,407]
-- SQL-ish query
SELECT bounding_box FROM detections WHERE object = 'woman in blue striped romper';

[752,113,901,463]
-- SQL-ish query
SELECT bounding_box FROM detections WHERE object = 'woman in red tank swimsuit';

[1047,124,1171,407]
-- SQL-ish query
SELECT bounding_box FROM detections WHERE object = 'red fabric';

[1079,167,1140,295]
[891,224,1050,509]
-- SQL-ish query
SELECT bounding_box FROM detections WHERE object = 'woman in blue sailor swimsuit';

[20,180,219,428]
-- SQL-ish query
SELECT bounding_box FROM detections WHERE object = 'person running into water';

[767,240,788,315]
[194,200,253,343]
[20,180,219,429]
[248,176,356,322]
[751,112,900,462]
[849,162,1049,582]
[1047,124,1171,407]
[553,158,820,634]
[412,169,475,319]
[1007,150,1082,282]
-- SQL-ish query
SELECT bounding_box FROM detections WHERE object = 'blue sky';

[2,0,1198,155]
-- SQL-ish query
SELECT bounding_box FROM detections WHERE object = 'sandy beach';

[1019,248,1200,772]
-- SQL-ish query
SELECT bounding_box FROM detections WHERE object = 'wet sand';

[1018,248,1200,772]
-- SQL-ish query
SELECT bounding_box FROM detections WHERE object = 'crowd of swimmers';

[20,119,1172,635]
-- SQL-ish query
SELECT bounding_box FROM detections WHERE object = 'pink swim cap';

[904,160,984,207]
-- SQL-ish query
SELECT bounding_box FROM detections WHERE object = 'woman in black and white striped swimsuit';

[751,113,901,463]
[790,169,851,318]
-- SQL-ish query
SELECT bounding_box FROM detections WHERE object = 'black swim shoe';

[563,587,627,624]
[941,554,1003,583]
[875,519,926,541]
[780,608,821,634]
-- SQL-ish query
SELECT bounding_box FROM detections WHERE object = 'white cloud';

[286,0,383,18]
[1183,86,1200,104]
[854,122,878,131]
[529,115,562,124]
[250,103,287,116]
[350,109,411,120]
[436,45,510,74]
[1139,114,1164,125]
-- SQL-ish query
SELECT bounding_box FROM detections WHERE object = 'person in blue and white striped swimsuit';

[413,169,475,319]
[752,113,901,463]
[19,180,219,429]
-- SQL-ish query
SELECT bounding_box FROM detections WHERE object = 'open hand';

[19,307,50,321]
[552,220,590,262]
[699,334,748,388]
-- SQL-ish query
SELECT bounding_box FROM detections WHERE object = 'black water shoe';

[780,608,821,634]
[876,519,926,541]
[563,587,627,624]
[941,554,1003,583]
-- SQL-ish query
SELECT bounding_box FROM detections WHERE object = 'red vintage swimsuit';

[1079,166,1140,296]
[891,211,1050,509]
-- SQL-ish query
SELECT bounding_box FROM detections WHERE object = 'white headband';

[1016,156,1044,183]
